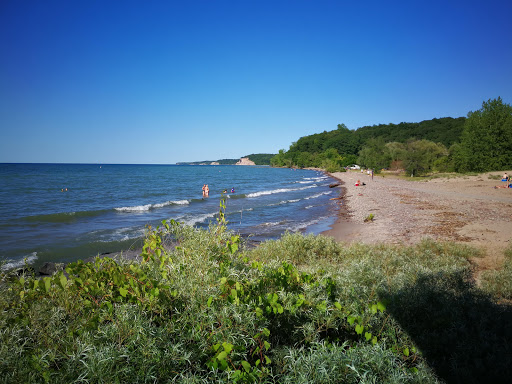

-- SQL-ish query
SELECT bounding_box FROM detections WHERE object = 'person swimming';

[231,188,235,193]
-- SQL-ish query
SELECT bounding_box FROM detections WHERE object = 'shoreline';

[322,170,512,279]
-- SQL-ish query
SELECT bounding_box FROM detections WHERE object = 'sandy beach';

[322,170,512,280]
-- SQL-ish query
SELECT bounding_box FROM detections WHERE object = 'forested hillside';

[271,98,512,175]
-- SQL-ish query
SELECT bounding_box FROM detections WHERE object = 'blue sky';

[1,0,511,164]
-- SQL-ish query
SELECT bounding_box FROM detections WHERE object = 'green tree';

[402,139,448,176]
[458,97,512,172]
[385,142,406,162]
[357,138,391,170]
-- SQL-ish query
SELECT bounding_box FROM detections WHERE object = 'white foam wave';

[182,212,217,226]
[305,205,314,209]
[1,252,38,271]
[115,204,152,212]
[247,185,316,198]
[258,221,286,227]
[271,199,301,206]
[305,191,332,200]
[115,200,189,212]
[288,219,320,232]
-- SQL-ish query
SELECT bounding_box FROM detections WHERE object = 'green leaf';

[365,332,372,341]
[222,342,233,354]
[207,296,213,307]
[241,360,251,373]
[372,336,378,345]
[44,277,51,292]
[316,301,327,311]
[355,324,364,335]
[334,301,342,310]
[371,304,378,314]
[347,316,356,325]
[377,301,386,312]
[59,274,67,289]
[265,355,271,365]
[404,348,410,357]
[264,341,270,351]
[119,287,128,297]
[103,301,113,314]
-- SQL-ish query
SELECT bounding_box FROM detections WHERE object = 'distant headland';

[176,153,274,166]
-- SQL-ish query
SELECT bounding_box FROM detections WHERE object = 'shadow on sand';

[382,270,512,384]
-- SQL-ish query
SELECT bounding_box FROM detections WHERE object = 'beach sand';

[322,170,512,280]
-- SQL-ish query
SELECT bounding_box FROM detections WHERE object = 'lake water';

[0,163,339,270]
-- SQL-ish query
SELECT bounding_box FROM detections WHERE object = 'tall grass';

[481,245,512,300]
[0,218,510,383]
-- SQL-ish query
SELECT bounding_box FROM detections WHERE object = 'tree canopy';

[271,97,512,175]
[456,97,512,172]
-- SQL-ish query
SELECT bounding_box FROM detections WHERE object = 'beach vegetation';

[1,210,511,382]
[481,245,512,300]
[364,213,375,222]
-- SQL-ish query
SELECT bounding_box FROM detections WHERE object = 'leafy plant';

[364,213,375,222]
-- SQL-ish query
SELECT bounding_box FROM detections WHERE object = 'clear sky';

[1,0,511,164]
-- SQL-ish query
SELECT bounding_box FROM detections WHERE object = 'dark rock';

[329,182,341,188]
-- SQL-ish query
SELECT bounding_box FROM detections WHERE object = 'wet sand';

[322,170,512,279]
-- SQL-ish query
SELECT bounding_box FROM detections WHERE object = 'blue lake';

[0,163,339,270]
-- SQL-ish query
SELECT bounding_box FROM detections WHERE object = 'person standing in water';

[205,184,210,197]
[202,184,206,198]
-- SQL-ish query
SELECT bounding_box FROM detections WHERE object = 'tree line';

[271,97,512,175]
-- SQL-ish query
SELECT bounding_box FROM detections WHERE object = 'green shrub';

[0,204,510,383]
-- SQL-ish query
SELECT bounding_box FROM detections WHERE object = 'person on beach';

[502,173,509,182]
